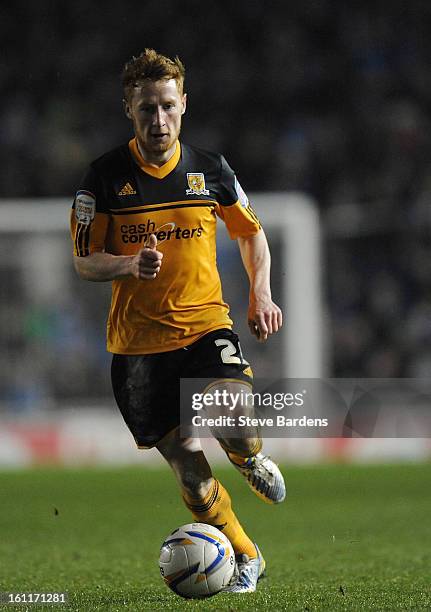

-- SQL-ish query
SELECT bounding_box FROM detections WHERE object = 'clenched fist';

[130,234,163,280]
[248,297,283,342]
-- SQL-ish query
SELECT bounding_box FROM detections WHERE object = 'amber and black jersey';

[70,139,261,355]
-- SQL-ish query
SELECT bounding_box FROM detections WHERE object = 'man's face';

[124,79,186,163]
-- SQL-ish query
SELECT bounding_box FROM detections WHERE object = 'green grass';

[0,463,430,611]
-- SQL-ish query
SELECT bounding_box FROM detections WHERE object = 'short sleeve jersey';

[70,139,261,354]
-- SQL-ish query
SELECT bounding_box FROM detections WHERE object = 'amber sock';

[227,452,251,467]
[225,438,263,466]
[183,479,257,559]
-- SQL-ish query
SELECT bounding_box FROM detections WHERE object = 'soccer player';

[70,48,284,593]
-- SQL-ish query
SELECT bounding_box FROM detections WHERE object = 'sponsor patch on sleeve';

[234,176,249,208]
[75,190,96,225]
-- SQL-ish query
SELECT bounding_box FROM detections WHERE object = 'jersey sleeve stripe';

[243,204,261,226]
[75,223,90,257]
[82,224,90,256]
[74,223,82,256]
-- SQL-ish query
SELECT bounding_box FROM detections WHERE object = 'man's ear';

[123,98,132,119]
[181,93,187,115]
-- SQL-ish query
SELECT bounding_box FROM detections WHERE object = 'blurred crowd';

[1,1,431,408]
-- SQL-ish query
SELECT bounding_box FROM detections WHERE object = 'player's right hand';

[131,234,163,280]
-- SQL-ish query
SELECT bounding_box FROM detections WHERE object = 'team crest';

[186,173,210,196]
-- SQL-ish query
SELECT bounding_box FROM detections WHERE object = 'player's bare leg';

[156,427,213,499]
[204,380,286,505]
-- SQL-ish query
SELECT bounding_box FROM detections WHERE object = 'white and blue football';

[159,522,235,598]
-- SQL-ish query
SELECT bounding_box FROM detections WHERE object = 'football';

[159,522,235,598]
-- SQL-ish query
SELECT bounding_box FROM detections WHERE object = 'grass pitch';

[0,462,430,611]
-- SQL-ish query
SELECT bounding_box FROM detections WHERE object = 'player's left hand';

[248,298,283,342]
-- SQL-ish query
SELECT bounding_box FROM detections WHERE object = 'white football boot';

[228,452,286,504]
[224,544,266,593]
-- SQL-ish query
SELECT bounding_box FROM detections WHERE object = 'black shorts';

[111,329,252,448]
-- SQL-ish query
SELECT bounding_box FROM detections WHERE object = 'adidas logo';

[118,182,137,196]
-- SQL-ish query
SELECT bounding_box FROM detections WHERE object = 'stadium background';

[1,0,431,465]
